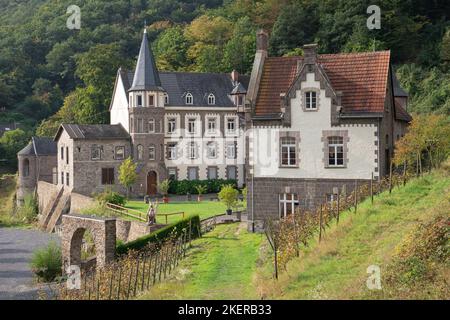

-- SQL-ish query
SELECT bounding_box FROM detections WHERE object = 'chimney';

[256,29,269,52]
[303,43,318,64]
[231,70,239,83]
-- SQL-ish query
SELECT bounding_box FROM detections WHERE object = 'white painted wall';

[110,75,130,132]
[251,73,378,180]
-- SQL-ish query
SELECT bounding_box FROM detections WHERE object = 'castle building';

[244,31,411,231]
[16,29,411,233]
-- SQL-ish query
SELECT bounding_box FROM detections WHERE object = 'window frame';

[188,141,197,159]
[148,145,156,160]
[206,141,217,159]
[207,117,217,134]
[280,137,297,167]
[207,166,218,180]
[207,93,215,105]
[305,91,317,110]
[187,118,196,135]
[226,165,237,180]
[167,118,176,134]
[137,144,144,161]
[167,143,177,160]
[114,146,125,160]
[91,145,102,160]
[148,119,155,133]
[101,168,115,185]
[187,167,198,180]
[136,94,143,107]
[185,93,193,105]
[279,193,299,218]
[226,117,236,134]
[225,142,236,159]
[327,136,344,167]
[148,94,155,107]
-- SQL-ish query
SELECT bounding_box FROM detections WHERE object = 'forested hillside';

[0,0,448,167]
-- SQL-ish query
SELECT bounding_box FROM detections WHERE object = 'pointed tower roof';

[129,29,163,92]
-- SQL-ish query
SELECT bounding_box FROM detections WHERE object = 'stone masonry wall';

[246,177,370,232]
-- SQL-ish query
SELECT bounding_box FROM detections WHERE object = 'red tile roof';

[254,51,392,116]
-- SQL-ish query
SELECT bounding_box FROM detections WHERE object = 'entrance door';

[147,171,157,195]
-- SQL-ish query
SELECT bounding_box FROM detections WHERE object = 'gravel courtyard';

[0,227,59,300]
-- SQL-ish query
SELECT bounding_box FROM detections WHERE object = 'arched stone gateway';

[61,215,116,272]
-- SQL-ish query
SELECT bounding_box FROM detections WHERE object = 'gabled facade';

[244,31,411,231]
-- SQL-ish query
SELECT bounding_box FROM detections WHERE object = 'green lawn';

[138,222,265,300]
[126,200,228,224]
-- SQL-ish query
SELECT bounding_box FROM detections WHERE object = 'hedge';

[168,179,237,195]
[116,215,201,255]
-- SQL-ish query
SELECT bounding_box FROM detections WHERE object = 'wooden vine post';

[389,160,393,194]
[319,204,323,242]
[370,172,374,204]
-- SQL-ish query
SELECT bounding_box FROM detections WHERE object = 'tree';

[270,2,319,56]
[218,184,239,213]
[154,26,191,71]
[118,157,137,198]
[0,129,30,167]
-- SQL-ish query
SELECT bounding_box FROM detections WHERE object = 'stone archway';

[61,215,116,273]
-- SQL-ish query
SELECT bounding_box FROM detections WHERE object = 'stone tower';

[128,28,167,196]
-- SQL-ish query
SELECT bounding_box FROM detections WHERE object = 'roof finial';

[144,19,147,33]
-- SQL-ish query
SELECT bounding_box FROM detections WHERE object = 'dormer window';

[148,94,155,107]
[237,95,244,106]
[164,93,169,105]
[185,93,193,105]
[305,91,317,110]
[208,93,215,105]
[136,95,143,107]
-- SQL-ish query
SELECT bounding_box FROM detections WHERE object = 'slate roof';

[129,29,163,91]
[394,101,413,122]
[18,137,57,156]
[121,70,249,107]
[55,124,130,141]
[392,71,409,97]
[254,51,397,116]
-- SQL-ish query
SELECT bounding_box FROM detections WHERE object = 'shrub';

[159,179,170,196]
[218,184,239,210]
[17,193,38,223]
[30,241,62,282]
[194,184,207,195]
[95,189,126,206]
[116,215,201,255]
[168,179,237,195]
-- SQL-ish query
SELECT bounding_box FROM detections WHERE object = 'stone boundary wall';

[36,181,59,213]
[116,219,164,243]
[70,192,95,214]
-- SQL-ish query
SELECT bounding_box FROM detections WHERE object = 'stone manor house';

[17,29,411,232]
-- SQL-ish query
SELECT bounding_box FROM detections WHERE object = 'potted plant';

[218,184,239,215]
[195,184,207,202]
[159,179,170,203]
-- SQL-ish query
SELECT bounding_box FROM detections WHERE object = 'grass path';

[138,222,265,300]
[256,171,450,299]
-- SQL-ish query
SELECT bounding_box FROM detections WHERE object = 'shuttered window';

[102,168,115,185]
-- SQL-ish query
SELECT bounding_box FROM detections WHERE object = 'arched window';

[164,93,169,105]
[23,158,30,177]
[207,93,215,105]
[185,93,193,105]
[137,145,144,161]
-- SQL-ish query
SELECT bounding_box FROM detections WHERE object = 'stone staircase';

[46,192,71,233]
[39,186,64,230]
